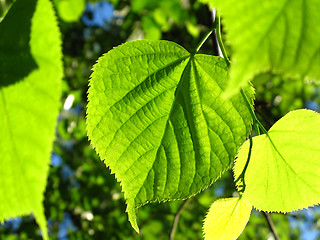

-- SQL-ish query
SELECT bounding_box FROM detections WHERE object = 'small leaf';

[214,0,320,96]
[0,0,63,238]
[86,40,254,231]
[203,197,252,240]
[234,109,320,212]
[53,0,85,22]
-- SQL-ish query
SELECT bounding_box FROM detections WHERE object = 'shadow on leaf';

[0,0,38,88]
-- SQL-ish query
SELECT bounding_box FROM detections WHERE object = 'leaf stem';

[215,14,266,136]
[235,136,253,193]
[216,13,268,136]
[215,15,230,67]
[193,27,215,55]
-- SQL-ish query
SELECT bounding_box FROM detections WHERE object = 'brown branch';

[262,211,280,240]
[169,198,192,240]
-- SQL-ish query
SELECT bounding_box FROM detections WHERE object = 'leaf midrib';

[217,198,240,240]
[99,56,191,154]
[266,134,320,195]
[132,56,193,201]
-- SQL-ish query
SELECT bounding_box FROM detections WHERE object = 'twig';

[169,198,192,240]
[262,211,280,240]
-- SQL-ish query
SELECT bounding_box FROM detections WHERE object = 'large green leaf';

[0,0,63,238]
[203,197,252,240]
[86,40,254,231]
[234,110,320,212]
[214,0,320,96]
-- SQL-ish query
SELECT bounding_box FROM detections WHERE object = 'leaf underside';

[0,0,63,238]
[86,40,254,231]
[234,109,320,212]
[214,0,320,95]
[203,197,252,240]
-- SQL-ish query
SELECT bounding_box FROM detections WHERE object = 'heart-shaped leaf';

[86,40,254,230]
[234,110,320,212]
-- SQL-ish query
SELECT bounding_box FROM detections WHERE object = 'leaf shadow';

[0,0,38,88]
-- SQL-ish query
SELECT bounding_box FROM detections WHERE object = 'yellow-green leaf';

[0,0,63,238]
[203,197,252,240]
[214,0,320,96]
[234,109,320,212]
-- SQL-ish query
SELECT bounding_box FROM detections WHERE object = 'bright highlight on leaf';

[0,0,63,238]
[86,40,254,231]
[214,0,320,96]
[203,197,252,240]
[234,109,320,212]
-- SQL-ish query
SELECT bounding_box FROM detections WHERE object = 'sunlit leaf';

[234,110,320,212]
[53,0,85,22]
[203,197,252,240]
[0,0,63,238]
[86,40,254,231]
[214,0,320,96]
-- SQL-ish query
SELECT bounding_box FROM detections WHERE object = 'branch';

[262,211,280,240]
[169,198,192,240]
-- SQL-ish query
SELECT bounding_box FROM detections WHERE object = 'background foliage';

[1,0,320,239]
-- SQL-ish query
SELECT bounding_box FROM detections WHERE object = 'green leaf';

[234,109,320,212]
[53,0,85,22]
[0,0,63,238]
[214,0,320,96]
[203,197,252,240]
[86,40,254,231]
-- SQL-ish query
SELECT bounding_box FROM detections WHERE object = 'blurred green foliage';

[53,0,86,22]
[253,73,319,130]
[1,0,319,239]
